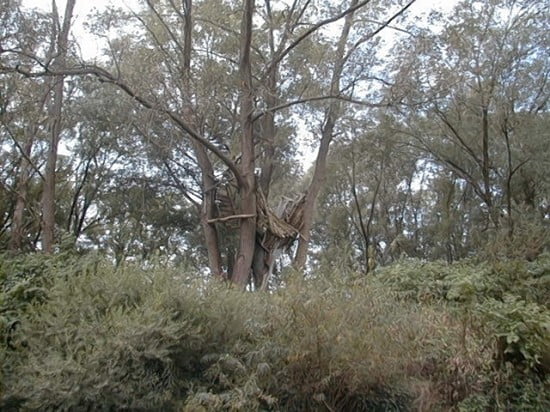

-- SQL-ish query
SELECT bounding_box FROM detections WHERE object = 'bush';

[1,258,484,411]
[477,296,550,374]
[376,256,550,307]
[2,256,548,410]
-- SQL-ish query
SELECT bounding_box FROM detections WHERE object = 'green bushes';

[377,255,550,306]
[479,297,550,374]
[1,254,549,410]
[377,256,550,410]
[0,255,471,410]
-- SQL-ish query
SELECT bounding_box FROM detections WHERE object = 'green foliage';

[478,297,550,373]
[0,250,87,347]
[2,255,549,410]
[378,256,550,307]
[458,372,550,412]
[377,259,461,302]
[377,256,550,408]
[0,256,483,411]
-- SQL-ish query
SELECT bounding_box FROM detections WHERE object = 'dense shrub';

[376,256,550,409]
[478,296,550,374]
[1,257,484,411]
[1,255,548,410]
[377,255,550,306]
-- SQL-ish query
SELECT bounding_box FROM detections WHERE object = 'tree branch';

[1,62,245,187]
[253,94,387,121]
[207,213,256,223]
[265,0,373,76]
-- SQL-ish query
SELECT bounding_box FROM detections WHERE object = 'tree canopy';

[0,0,548,285]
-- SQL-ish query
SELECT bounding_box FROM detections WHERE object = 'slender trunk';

[41,0,76,253]
[10,128,34,251]
[481,105,497,228]
[294,111,335,269]
[42,68,64,253]
[503,118,514,237]
[231,0,257,287]
[259,71,277,197]
[67,155,93,235]
[349,146,370,273]
[181,0,223,277]
[253,62,278,288]
[294,0,357,270]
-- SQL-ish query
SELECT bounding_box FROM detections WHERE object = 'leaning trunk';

[294,0,356,269]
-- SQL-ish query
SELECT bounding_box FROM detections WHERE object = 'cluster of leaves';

[0,254,492,411]
[376,256,550,410]
[378,256,550,306]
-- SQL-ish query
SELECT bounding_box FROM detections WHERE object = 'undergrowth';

[1,253,549,410]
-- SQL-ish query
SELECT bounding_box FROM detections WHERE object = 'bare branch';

[343,0,417,63]
[0,122,45,181]
[253,94,387,121]
[207,213,256,223]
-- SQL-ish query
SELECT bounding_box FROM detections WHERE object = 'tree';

[1,0,417,285]
[391,0,549,236]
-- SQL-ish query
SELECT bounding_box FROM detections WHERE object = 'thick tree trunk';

[231,0,257,287]
[194,141,224,277]
[41,0,76,253]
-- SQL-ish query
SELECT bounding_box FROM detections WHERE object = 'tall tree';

[2,0,418,284]
[41,0,76,253]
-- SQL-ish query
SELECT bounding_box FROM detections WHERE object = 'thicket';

[1,252,549,411]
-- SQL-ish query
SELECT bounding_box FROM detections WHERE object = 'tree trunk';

[253,49,278,288]
[180,0,223,277]
[194,141,224,277]
[481,105,498,228]
[41,0,76,253]
[10,128,34,251]
[231,0,257,287]
[294,0,357,270]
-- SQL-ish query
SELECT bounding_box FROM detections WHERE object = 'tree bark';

[194,141,224,277]
[231,0,257,287]
[294,0,357,270]
[10,127,34,251]
[481,104,498,228]
[180,0,224,277]
[41,0,76,253]
[252,2,279,288]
